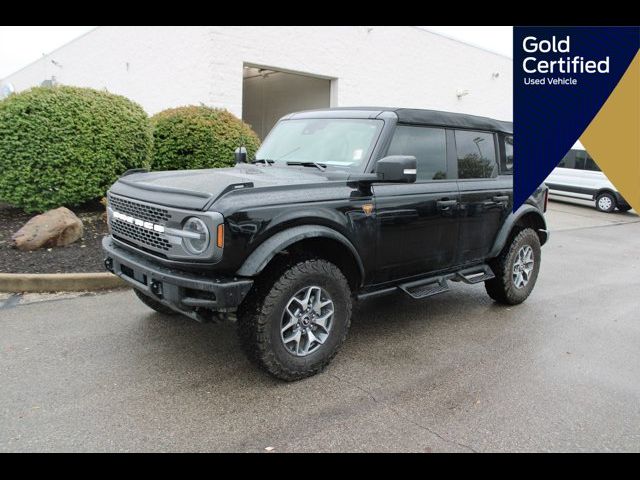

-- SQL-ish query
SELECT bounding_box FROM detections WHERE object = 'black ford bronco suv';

[103,107,549,381]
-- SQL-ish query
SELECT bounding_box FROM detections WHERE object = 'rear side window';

[558,150,575,168]
[386,126,447,181]
[574,150,587,170]
[454,130,497,179]
[585,156,601,171]
[503,135,514,174]
[558,149,599,170]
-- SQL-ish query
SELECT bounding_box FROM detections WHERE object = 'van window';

[455,130,497,179]
[574,150,587,170]
[585,156,601,172]
[387,126,447,181]
[558,150,575,168]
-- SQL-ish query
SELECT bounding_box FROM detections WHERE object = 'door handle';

[493,195,509,202]
[437,199,458,210]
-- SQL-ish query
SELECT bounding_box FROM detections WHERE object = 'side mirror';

[234,146,247,164]
[375,155,417,183]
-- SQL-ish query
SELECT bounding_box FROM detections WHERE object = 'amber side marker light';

[216,224,224,248]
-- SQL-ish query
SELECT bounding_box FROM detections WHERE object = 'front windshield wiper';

[286,161,327,172]
[251,159,275,166]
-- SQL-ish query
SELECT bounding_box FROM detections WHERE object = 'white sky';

[0,26,96,78]
[0,26,513,79]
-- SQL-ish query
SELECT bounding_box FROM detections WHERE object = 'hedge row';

[0,86,260,213]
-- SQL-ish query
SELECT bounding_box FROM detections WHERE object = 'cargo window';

[574,151,587,170]
[558,150,575,168]
[387,126,447,181]
[585,155,601,171]
[454,130,498,179]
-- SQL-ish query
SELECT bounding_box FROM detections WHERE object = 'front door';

[372,125,460,283]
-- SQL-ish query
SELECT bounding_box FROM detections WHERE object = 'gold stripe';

[580,51,640,212]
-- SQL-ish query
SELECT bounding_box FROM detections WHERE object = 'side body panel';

[546,166,617,200]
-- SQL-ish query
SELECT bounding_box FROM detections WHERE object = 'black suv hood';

[109,164,346,210]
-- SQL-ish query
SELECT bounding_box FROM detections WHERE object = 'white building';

[1,26,513,139]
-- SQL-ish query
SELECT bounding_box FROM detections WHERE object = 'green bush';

[151,106,260,171]
[0,85,151,213]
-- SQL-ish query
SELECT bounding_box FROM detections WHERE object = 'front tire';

[237,258,352,381]
[596,192,616,213]
[485,228,541,305]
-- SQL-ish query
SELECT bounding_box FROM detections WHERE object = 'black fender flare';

[236,225,365,283]
[487,204,549,258]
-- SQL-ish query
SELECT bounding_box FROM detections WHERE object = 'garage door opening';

[242,65,332,139]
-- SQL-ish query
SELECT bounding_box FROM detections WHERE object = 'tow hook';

[104,257,114,273]
[150,280,163,298]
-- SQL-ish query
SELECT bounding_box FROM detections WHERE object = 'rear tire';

[133,289,179,315]
[595,192,616,213]
[485,228,541,305]
[237,258,352,381]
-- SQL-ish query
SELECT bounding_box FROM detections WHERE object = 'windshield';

[255,118,383,170]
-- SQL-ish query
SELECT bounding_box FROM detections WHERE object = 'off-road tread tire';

[237,258,352,381]
[485,228,541,305]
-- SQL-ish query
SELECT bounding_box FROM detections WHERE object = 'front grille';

[106,193,222,262]
[111,219,171,251]
[108,193,173,255]
[108,194,171,224]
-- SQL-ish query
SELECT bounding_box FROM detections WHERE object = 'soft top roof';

[288,107,513,134]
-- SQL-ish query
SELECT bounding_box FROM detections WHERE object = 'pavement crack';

[329,372,478,453]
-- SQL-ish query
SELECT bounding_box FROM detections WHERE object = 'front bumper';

[102,236,253,320]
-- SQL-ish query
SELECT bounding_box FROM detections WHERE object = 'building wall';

[2,26,513,120]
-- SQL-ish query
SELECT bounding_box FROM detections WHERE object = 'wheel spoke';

[305,287,320,310]
[306,329,323,347]
[283,329,302,352]
[281,315,297,333]
[313,311,333,332]
[286,304,300,319]
[524,248,533,263]
[514,272,523,288]
[313,296,332,315]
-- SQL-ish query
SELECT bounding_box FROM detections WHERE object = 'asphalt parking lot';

[1,199,639,452]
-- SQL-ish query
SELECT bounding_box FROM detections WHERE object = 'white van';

[545,143,631,213]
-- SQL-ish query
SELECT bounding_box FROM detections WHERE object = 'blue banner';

[513,26,639,209]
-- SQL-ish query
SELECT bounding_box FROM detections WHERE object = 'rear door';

[372,125,460,283]
[454,130,512,264]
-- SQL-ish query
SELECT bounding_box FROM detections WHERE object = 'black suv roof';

[287,107,513,135]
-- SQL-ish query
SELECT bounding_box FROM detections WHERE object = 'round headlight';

[182,217,210,254]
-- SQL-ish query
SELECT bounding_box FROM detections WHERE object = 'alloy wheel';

[512,245,535,289]
[281,286,334,356]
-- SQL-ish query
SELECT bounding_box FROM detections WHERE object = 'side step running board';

[400,277,449,300]
[453,264,495,284]
[358,264,495,301]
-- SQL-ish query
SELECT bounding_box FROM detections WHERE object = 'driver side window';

[386,126,447,181]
